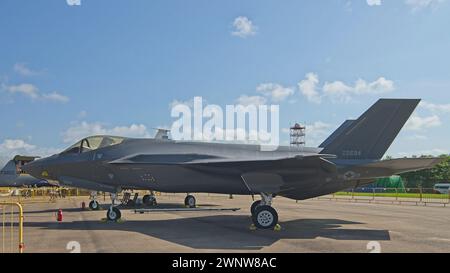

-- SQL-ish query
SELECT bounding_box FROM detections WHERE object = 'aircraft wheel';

[252,205,278,230]
[107,207,121,221]
[89,200,100,211]
[250,200,262,215]
[143,195,157,206]
[184,195,196,208]
[127,199,136,207]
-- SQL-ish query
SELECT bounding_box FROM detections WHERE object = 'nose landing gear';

[106,193,122,221]
[107,206,121,221]
[89,200,100,210]
[89,191,100,211]
[184,195,196,208]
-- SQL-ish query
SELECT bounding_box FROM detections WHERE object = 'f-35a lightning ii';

[23,99,444,229]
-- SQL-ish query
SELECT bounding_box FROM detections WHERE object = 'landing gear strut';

[89,191,100,211]
[250,193,279,230]
[106,193,122,221]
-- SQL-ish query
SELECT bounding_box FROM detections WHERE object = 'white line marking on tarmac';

[428,237,450,242]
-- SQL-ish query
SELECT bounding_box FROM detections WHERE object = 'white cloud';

[298,73,395,103]
[0,139,35,150]
[419,101,450,113]
[324,77,394,102]
[305,121,333,146]
[367,0,382,6]
[236,95,267,106]
[256,83,294,102]
[405,114,442,131]
[4,83,39,99]
[231,16,257,38]
[169,98,197,109]
[405,0,446,11]
[41,92,70,103]
[406,134,428,140]
[109,124,150,138]
[322,81,353,101]
[3,83,69,103]
[236,83,294,107]
[62,122,152,143]
[13,63,39,76]
[298,73,322,104]
[0,139,61,167]
[355,77,395,94]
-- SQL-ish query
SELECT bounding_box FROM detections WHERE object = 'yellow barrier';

[1,202,24,253]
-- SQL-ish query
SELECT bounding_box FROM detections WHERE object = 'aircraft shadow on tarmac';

[22,203,221,214]
[23,215,391,250]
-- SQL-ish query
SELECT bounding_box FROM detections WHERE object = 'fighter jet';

[23,99,444,229]
[0,155,54,188]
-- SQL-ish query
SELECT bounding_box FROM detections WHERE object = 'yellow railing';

[1,202,24,253]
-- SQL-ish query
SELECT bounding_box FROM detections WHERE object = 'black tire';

[143,195,157,206]
[143,195,150,204]
[250,200,262,215]
[89,200,100,211]
[252,205,278,230]
[184,195,196,208]
[106,207,121,221]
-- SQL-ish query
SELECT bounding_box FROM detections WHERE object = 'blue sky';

[0,0,449,165]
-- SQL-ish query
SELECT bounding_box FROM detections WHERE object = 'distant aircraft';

[23,99,444,229]
[0,156,54,188]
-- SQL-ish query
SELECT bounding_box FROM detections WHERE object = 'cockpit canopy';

[62,136,125,154]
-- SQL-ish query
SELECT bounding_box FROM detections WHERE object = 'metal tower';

[290,123,306,148]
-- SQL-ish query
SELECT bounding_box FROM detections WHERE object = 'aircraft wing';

[110,154,338,194]
[108,153,336,165]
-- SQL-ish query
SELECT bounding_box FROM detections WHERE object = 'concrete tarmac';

[6,194,450,253]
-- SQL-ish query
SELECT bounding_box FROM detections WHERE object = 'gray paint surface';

[0,160,52,187]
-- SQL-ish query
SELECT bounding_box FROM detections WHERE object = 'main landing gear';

[143,192,157,206]
[89,191,100,211]
[102,191,157,222]
[106,193,122,221]
[250,193,279,230]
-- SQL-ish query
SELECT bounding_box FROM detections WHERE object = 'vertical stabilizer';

[320,99,420,160]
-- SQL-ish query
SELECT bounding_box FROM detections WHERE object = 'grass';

[335,191,450,200]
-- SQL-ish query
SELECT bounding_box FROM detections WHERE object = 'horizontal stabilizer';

[360,157,445,174]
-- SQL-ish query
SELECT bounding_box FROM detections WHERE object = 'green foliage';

[400,155,450,188]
